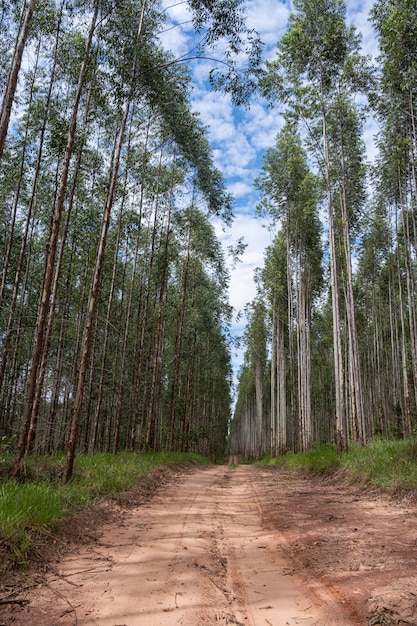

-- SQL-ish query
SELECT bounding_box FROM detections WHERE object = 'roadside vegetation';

[258,438,417,497]
[0,451,208,566]
[2,439,417,572]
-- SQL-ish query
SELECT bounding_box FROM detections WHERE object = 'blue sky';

[158,0,379,391]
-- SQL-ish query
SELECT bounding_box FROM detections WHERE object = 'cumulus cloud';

[347,0,379,60]
[213,214,273,313]
[227,181,253,199]
[243,101,283,152]
[157,0,381,390]
[245,0,290,47]
[158,1,194,57]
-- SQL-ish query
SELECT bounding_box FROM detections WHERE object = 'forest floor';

[1,460,417,626]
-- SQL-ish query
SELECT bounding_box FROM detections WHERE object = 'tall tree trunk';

[340,186,365,445]
[13,1,99,478]
[63,108,128,481]
[145,255,168,450]
[0,0,37,163]
[0,38,40,311]
[286,225,297,449]
[0,2,63,402]
[63,0,147,483]
[324,115,347,453]
[270,306,277,456]
[26,71,95,453]
[277,315,287,454]
[168,213,189,451]
[254,345,263,458]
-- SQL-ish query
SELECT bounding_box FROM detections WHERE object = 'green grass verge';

[258,438,417,496]
[258,443,340,475]
[0,451,208,564]
[342,438,417,494]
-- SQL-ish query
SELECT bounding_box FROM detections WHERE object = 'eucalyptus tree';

[261,233,288,455]
[0,0,71,442]
[132,156,177,452]
[232,297,268,460]
[13,1,101,478]
[355,199,398,437]
[262,0,370,451]
[370,0,417,434]
[0,2,20,91]
[0,2,66,413]
[0,0,37,163]
[0,0,258,475]
[231,362,256,460]
[61,0,259,479]
[166,261,232,456]
[181,269,232,459]
[62,0,150,484]
[257,124,323,452]
[166,202,231,451]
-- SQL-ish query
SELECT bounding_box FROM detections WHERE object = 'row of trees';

[232,0,417,459]
[0,0,261,480]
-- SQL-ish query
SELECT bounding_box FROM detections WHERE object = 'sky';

[158,0,380,394]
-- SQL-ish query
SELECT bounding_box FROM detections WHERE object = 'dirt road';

[4,463,417,625]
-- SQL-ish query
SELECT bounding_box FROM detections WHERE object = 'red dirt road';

[3,464,417,625]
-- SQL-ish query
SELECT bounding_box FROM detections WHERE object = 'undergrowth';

[258,438,417,497]
[259,443,340,475]
[0,451,208,566]
[342,438,417,495]
[3,440,417,570]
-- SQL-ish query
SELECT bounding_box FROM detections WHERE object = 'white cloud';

[347,0,379,60]
[219,136,256,173]
[213,211,274,391]
[213,213,273,314]
[157,26,188,58]
[161,0,193,27]
[158,0,195,57]
[227,181,253,198]
[245,0,290,47]
[243,101,283,152]
[157,0,382,394]
[191,88,233,123]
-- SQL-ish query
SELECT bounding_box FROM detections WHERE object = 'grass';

[3,439,417,567]
[342,438,417,494]
[258,438,417,496]
[0,481,64,561]
[258,443,340,475]
[0,450,209,564]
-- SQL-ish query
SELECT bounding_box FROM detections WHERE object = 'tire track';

[9,465,358,625]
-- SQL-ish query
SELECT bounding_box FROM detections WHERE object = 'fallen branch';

[0,598,30,606]
[44,580,79,625]
[31,546,81,587]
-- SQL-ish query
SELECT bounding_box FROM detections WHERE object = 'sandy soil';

[2,462,417,625]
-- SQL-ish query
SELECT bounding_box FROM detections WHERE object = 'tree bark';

[0,0,37,163]
[13,2,99,478]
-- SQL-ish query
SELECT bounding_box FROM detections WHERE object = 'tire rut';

[4,465,359,625]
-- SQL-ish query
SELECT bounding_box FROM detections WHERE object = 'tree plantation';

[232,0,417,459]
[1,0,417,479]
[0,0,265,481]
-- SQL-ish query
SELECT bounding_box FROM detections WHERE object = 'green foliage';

[343,439,417,495]
[0,481,63,562]
[187,0,264,104]
[258,439,417,497]
[258,443,340,475]
[138,44,234,221]
[0,435,16,462]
